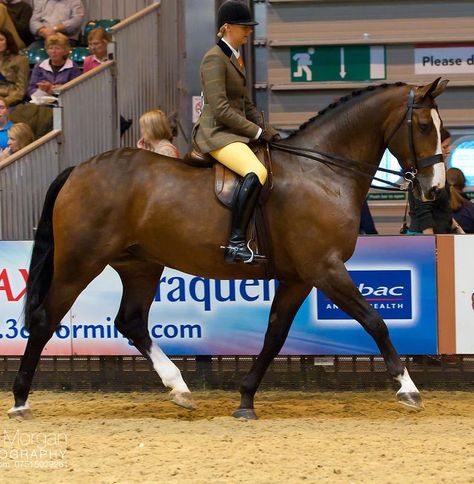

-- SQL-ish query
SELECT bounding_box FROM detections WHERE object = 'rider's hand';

[260,129,280,143]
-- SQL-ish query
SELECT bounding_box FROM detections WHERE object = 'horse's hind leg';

[9,260,108,419]
[317,260,422,409]
[113,262,193,410]
[234,281,312,419]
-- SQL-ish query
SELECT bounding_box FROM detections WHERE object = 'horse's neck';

[291,89,402,171]
[280,89,404,202]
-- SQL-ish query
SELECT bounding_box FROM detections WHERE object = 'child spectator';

[0,28,28,105]
[1,0,33,46]
[29,0,85,48]
[27,32,80,98]
[83,27,111,73]
[137,109,180,158]
[0,120,34,159]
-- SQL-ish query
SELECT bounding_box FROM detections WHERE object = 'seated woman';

[0,29,29,106]
[137,109,179,158]
[0,121,34,160]
[83,28,111,73]
[447,167,474,233]
[27,32,80,98]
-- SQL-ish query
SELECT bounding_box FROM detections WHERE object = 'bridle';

[384,88,444,174]
[269,88,444,192]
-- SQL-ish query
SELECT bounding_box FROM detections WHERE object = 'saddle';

[183,142,272,207]
[183,142,274,273]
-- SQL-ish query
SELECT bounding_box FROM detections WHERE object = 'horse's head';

[386,78,449,201]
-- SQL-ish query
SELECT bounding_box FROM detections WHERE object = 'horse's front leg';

[233,281,312,419]
[317,260,423,410]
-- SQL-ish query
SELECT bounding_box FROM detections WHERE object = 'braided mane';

[287,82,407,138]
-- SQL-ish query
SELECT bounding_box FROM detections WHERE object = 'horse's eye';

[418,122,431,132]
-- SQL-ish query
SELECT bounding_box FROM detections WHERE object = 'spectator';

[0,95,12,149]
[27,32,81,98]
[29,0,85,48]
[137,109,180,158]
[359,198,378,234]
[0,3,23,48]
[0,121,33,159]
[83,27,110,73]
[447,167,474,233]
[1,0,33,46]
[407,128,462,234]
[0,28,28,106]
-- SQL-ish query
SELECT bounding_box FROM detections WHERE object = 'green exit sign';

[367,192,406,201]
[291,45,386,82]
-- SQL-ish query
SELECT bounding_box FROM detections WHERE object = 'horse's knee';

[114,310,148,342]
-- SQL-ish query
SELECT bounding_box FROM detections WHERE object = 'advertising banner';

[0,237,438,356]
[454,236,474,353]
[0,242,72,355]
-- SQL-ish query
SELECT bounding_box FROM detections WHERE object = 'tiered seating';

[84,19,121,36]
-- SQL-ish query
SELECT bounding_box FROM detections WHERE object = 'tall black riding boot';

[224,172,266,264]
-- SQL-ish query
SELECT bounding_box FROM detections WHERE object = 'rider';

[192,0,280,264]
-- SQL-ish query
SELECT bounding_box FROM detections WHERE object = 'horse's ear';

[417,78,449,100]
[431,79,449,98]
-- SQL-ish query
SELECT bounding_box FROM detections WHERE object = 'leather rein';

[268,89,444,192]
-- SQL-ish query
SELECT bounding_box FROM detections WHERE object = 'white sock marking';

[8,401,29,414]
[148,344,190,393]
[396,368,419,394]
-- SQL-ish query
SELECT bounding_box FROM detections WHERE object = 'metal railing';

[55,61,118,169]
[0,130,61,240]
[83,0,155,20]
[110,3,161,146]
[110,1,184,147]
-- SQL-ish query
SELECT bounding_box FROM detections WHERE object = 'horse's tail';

[24,166,75,331]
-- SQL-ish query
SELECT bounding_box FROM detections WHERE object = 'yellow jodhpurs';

[210,142,267,185]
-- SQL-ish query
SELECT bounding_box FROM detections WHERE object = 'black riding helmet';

[217,1,258,27]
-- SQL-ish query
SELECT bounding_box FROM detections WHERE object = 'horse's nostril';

[430,186,441,198]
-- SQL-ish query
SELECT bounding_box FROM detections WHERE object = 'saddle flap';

[215,164,241,208]
[214,144,272,208]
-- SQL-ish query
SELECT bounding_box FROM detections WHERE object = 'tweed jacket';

[192,40,277,154]
[0,53,29,105]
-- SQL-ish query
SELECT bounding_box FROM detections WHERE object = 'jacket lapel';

[217,40,246,79]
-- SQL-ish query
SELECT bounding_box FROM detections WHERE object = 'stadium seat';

[84,19,121,37]
[26,48,48,65]
[71,47,90,64]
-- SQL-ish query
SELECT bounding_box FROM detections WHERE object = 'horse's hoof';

[7,406,33,420]
[232,408,258,420]
[170,391,195,410]
[397,392,424,410]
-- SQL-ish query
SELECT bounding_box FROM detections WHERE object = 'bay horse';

[9,79,448,420]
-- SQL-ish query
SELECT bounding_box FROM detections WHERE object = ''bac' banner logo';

[317,270,412,320]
